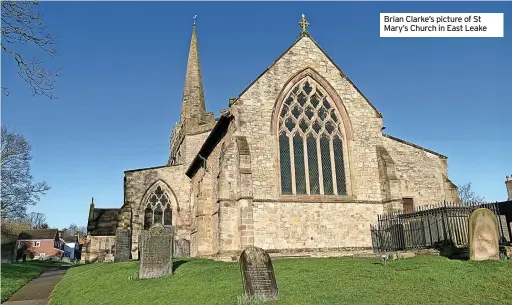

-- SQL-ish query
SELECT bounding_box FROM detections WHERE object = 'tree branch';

[1,1,58,99]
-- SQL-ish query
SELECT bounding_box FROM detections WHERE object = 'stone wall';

[170,124,214,165]
[232,35,384,203]
[82,235,115,263]
[124,164,191,259]
[382,136,454,206]
[253,201,383,249]
[190,122,237,256]
[184,33,458,257]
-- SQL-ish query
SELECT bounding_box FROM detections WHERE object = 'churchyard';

[50,255,511,305]
[48,207,512,305]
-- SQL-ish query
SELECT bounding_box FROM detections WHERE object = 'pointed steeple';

[180,16,206,126]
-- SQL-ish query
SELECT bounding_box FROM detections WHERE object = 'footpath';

[3,265,70,305]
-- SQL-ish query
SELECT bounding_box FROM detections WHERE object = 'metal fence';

[370,201,510,253]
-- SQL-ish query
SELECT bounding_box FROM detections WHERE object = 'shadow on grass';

[173,259,189,272]
[1,260,67,302]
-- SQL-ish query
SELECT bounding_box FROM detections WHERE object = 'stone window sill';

[278,195,356,203]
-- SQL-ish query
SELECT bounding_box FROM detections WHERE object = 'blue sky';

[2,2,511,229]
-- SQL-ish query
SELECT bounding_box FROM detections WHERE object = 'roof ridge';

[383,134,447,159]
[231,31,382,118]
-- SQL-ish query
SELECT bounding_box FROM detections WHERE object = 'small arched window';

[278,77,347,196]
[143,185,172,229]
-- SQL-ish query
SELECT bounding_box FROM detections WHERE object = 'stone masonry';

[84,16,459,262]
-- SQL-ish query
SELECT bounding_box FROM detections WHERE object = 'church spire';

[179,15,206,126]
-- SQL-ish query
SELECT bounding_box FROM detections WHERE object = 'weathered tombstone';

[174,239,190,258]
[469,208,499,261]
[239,246,278,301]
[139,223,173,279]
[115,228,131,262]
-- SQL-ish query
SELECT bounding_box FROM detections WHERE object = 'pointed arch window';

[278,77,348,196]
[143,185,172,229]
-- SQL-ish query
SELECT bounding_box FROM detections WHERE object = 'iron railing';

[371,201,510,253]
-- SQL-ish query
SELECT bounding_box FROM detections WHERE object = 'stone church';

[82,16,459,263]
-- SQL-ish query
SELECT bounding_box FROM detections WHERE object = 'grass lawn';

[1,260,65,302]
[50,255,512,305]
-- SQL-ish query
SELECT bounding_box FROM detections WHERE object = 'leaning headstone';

[174,239,190,258]
[139,223,173,279]
[239,246,278,301]
[469,208,499,261]
[115,228,131,262]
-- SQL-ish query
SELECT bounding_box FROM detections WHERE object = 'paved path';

[3,265,70,305]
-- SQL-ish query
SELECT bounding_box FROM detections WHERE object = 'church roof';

[383,134,447,159]
[231,31,383,119]
[185,112,233,177]
[87,208,119,236]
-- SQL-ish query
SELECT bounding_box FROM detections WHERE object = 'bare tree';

[1,125,51,218]
[1,1,59,98]
[458,182,485,206]
[26,211,47,228]
[62,223,87,237]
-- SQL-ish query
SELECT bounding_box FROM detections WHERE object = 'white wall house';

[61,236,79,259]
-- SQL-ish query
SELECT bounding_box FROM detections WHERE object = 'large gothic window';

[278,77,348,196]
[143,185,172,230]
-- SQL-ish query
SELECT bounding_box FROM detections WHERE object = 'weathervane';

[193,15,197,26]
[299,14,309,34]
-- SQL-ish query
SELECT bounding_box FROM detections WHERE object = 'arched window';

[278,77,347,196]
[143,185,172,230]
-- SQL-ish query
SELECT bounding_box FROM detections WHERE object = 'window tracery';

[278,77,348,196]
[143,185,172,229]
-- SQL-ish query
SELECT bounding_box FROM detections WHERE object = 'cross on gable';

[299,14,310,33]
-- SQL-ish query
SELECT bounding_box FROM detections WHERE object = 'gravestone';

[1,242,16,263]
[115,228,131,262]
[174,239,190,258]
[139,223,173,279]
[469,208,499,261]
[239,246,278,301]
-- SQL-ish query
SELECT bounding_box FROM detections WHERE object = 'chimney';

[506,176,512,201]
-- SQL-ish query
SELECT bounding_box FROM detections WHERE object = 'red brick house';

[17,229,63,259]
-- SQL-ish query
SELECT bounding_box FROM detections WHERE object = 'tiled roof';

[88,208,119,236]
[18,229,58,240]
[61,235,78,243]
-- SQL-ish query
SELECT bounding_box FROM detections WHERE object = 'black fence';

[370,201,512,253]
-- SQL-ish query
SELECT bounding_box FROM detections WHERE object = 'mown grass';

[50,255,512,305]
[1,260,65,302]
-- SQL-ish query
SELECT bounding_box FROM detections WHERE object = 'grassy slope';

[50,256,512,305]
[1,261,64,302]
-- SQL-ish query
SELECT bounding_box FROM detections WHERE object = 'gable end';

[231,32,383,119]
